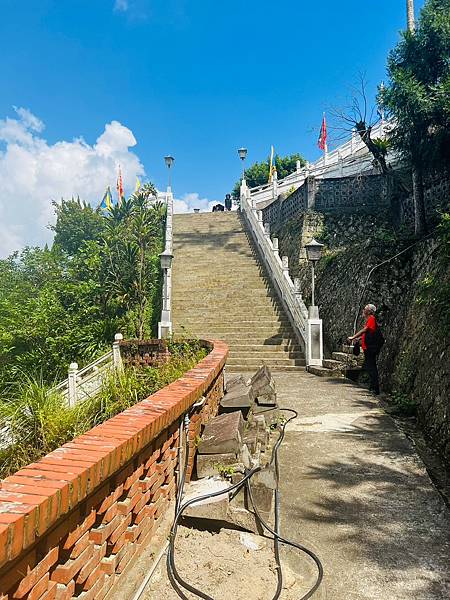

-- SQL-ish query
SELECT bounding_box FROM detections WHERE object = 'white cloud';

[0,108,145,256]
[173,192,217,214]
[114,0,129,12]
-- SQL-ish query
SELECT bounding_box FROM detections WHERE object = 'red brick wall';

[0,340,227,600]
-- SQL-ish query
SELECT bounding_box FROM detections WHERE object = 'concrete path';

[274,371,449,599]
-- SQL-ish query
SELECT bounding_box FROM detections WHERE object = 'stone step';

[229,351,304,360]
[322,359,345,370]
[226,365,305,373]
[230,344,303,353]
[307,365,343,378]
[332,352,355,362]
[226,357,306,367]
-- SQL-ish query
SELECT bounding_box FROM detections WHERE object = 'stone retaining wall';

[0,340,228,600]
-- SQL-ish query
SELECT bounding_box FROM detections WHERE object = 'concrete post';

[306,318,323,367]
[272,168,278,201]
[68,362,78,407]
[113,333,123,372]
[293,277,304,303]
[272,237,279,259]
[263,222,270,240]
[257,210,263,224]
[158,186,173,339]
[281,256,289,278]
[296,160,302,173]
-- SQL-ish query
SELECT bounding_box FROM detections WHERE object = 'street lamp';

[238,147,247,181]
[164,155,174,190]
[305,238,324,318]
[159,248,173,271]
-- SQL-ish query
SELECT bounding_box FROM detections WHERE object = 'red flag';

[318,114,327,151]
[116,166,124,206]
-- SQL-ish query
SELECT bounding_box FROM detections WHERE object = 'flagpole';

[323,113,328,166]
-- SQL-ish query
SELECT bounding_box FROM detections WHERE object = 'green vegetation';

[382,0,450,234]
[0,340,207,478]
[0,187,165,390]
[417,213,450,330]
[232,153,306,201]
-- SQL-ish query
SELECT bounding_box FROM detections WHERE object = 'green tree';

[232,153,306,201]
[382,0,450,234]
[51,198,105,255]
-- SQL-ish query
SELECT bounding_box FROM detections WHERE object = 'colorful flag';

[318,114,328,152]
[268,145,275,183]
[100,186,113,211]
[134,176,141,193]
[116,166,124,206]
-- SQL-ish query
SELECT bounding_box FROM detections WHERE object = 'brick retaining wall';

[0,339,228,600]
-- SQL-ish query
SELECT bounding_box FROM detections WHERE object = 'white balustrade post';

[272,237,280,259]
[68,362,78,407]
[296,160,301,173]
[293,277,304,304]
[257,210,263,225]
[251,196,257,210]
[281,256,289,278]
[272,168,278,200]
[159,187,173,339]
[263,222,270,240]
[113,333,123,372]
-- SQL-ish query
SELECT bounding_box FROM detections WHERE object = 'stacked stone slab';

[172,212,305,372]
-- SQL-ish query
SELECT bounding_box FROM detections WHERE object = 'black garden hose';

[166,407,324,600]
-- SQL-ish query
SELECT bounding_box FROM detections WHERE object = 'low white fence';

[249,121,392,208]
[240,181,323,367]
[50,333,123,407]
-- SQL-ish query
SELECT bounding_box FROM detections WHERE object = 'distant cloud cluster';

[173,192,216,214]
[0,108,144,256]
[114,0,129,12]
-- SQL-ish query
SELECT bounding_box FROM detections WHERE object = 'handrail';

[240,184,309,349]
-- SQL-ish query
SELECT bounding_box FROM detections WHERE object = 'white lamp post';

[238,147,247,181]
[159,249,174,338]
[305,238,324,315]
[164,155,174,191]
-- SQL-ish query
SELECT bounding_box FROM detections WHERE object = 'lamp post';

[238,147,247,181]
[159,249,174,338]
[164,155,174,191]
[305,238,324,318]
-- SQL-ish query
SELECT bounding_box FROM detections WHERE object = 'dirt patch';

[143,524,307,600]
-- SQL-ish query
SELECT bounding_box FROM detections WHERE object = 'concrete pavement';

[273,371,449,599]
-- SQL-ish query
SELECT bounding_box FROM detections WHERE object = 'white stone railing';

[240,181,323,366]
[158,188,174,338]
[250,121,392,208]
[50,333,123,407]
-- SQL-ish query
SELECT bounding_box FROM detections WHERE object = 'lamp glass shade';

[164,155,174,169]
[238,148,248,160]
[160,250,174,270]
[305,238,324,262]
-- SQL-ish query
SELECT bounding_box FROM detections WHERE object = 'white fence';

[240,181,323,367]
[50,333,123,407]
[249,121,393,208]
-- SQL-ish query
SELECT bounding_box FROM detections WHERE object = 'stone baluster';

[113,333,124,372]
[272,237,280,259]
[293,277,304,304]
[263,222,270,240]
[68,362,78,407]
[281,256,289,278]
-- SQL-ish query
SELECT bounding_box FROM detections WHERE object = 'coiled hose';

[166,407,324,599]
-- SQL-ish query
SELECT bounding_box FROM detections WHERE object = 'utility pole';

[407,0,415,32]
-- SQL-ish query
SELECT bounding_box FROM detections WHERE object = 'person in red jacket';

[348,304,380,395]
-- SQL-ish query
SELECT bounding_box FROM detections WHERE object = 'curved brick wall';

[0,339,228,600]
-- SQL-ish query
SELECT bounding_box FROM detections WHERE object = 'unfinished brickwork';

[0,340,227,600]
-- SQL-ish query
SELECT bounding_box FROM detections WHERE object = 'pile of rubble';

[183,365,280,533]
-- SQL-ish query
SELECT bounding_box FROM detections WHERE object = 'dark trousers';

[364,349,380,394]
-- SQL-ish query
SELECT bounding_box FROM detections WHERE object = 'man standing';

[224,194,232,211]
[348,304,382,395]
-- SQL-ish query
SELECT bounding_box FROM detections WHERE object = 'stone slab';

[196,452,239,478]
[198,411,244,455]
[220,381,255,409]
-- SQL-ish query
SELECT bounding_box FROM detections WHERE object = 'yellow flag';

[268,146,275,183]
[135,176,141,193]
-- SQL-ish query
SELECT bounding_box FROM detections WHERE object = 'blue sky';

[0,0,425,252]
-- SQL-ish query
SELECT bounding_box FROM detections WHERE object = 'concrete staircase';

[172,212,305,372]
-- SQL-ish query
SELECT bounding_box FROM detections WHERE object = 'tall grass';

[0,342,207,479]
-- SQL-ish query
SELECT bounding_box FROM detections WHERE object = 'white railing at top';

[158,188,174,338]
[50,334,123,407]
[249,121,393,207]
[240,182,309,349]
